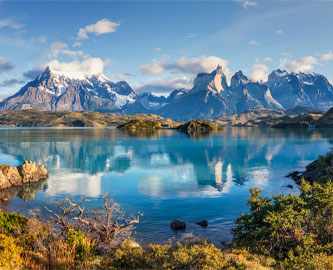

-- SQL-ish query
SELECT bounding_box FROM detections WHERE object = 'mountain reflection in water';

[0,127,333,244]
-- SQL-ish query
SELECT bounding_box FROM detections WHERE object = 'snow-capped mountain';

[0,66,137,112]
[265,69,333,110]
[1,65,333,121]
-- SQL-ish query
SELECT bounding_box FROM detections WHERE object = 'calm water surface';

[0,127,332,245]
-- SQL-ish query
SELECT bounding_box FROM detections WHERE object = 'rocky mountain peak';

[231,70,249,89]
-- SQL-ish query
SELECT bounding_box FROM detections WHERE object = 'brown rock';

[1,165,22,186]
[0,170,11,189]
[17,161,48,184]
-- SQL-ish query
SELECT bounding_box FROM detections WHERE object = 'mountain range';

[1,65,333,121]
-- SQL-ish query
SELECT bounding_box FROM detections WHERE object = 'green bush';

[232,180,333,269]
[0,212,28,236]
[102,239,228,269]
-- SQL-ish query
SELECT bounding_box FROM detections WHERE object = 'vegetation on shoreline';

[176,119,223,131]
[0,180,331,269]
[0,110,177,128]
[289,150,333,184]
[117,119,164,130]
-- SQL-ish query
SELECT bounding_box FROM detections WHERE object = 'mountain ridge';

[1,65,333,121]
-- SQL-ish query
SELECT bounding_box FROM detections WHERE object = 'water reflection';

[1,127,333,244]
[0,127,332,200]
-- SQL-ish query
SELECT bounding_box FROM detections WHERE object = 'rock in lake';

[196,220,208,227]
[170,219,186,230]
[0,161,48,190]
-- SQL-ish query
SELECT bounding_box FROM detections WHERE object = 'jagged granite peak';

[0,66,137,112]
[231,70,249,89]
[266,69,333,110]
[192,65,229,94]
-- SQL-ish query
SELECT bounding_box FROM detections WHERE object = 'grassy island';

[117,119,164,130]
[176,120,223,131]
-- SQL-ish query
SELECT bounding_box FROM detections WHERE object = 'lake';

[0,127,332,245]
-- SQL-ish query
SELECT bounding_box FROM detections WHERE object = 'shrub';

[0,212,28,236]
[232,180,333,269]
[0,234,24,269]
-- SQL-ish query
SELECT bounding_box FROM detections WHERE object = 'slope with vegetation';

[0,180,332,269]
[0,110,177,128]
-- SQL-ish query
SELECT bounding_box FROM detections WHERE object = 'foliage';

[0,212,28,236]
[102,238,229,270]
[232,180,333,269]
[117,119,164,129]
[0,234,24,269]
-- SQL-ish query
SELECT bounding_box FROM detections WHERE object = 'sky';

[0,0,333,98]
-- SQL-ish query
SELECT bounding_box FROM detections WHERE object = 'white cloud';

[77,19,120,40]
[47,58,108,79]
[141,55,230,76]
[249,40,260,46]
[155,47,161,53]
[49,41,88,59]
[49,41,68,57]
[185,33,197,38]
[72,42,82,47]
[280,56,317,73]
[134,76,192,94]
[321,50,333,61]
[250,58,269,82]
[140,60,166,75]
[174,56,230,77]
[276,29,283,35]
[233,0,257,8]
[0,19,24,30]
[264,57,272,62]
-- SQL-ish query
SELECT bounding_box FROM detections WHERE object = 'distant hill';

[0,110,178,128]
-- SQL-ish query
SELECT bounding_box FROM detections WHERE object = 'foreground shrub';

[0,234,24,269]
[232,180,333,269]
[102,238,229,269]
[0,212,28,236]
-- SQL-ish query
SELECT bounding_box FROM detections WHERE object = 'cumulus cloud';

[0,19,24,30]
[185,33,197,38]
[0,56,15,75]
[0,78,25,87]
[264,57,272,62]
[250,58,269,82]
[233,0,257,8]
[134,76,192,94]
[280,56,317,73]
[249,40,260,46]
[141,55,230,76]
[321,50,333,61]
[49,41,88,59]
[47,58,107,78]
[276,29,283,35]
[77,19,120,40]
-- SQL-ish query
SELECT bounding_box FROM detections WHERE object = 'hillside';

[0,110,178,128]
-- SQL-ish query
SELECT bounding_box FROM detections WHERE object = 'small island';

[117,119,165,130]
[176,120,223,131]
[0,161,48,190]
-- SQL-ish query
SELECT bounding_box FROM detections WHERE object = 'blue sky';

[0,0,333,97]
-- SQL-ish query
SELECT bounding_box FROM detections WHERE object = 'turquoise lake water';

[0,127,332,245]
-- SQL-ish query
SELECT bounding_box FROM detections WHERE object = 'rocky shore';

[0,161,48,190]
[287,151,333,184]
